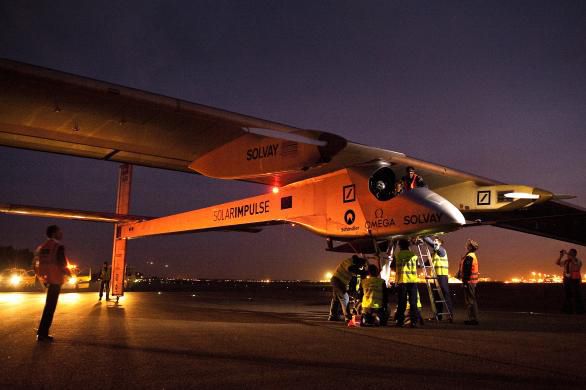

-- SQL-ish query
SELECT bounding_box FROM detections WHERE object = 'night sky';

[1,1,585,280]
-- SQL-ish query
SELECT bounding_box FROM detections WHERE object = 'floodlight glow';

[10,274,21,286]
[272,187,279,194]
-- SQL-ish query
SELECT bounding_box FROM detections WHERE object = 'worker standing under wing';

[33,225,71,342]
[98,262,112,301]
[423,236,454,321]
[329,255,368,322]
[393,239,420,328]
[556,249,584,314]
[457,239,480,325]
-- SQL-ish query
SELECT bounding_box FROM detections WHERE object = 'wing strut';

[111,164,132,300]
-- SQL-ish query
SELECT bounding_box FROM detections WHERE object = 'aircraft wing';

[1,59,584,244]
[463,200,586,246]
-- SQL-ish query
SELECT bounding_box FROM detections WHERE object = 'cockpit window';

[368,167,396,201]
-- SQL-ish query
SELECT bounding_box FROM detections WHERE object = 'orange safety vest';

[563,258,582,280]
[403,174,421,190]
[459,252,479,284]
[34,239,67,285]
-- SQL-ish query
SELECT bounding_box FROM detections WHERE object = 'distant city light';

[505,272,564,284]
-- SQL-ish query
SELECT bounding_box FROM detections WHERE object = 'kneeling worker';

[329,255,368,322]
[361,264,389,326]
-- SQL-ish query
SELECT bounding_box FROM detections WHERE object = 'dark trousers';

[38,284,61,337]
[562,278,584,314]
[435,275,454,319]
[396,283,418,325]
[99,280,110,300]
[463,283,479,321]
[329,277,350,320]
[362,307,389,326]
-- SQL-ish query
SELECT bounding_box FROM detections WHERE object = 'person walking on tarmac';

[556,249,584,314]
[392,239,420,328]
[457,239,480,325]
[423,236,454,321]
[33,225,71,342]
[360,264,389,326]
[401,166,426,191]
[329,255,368,322]
[98,261,112,301]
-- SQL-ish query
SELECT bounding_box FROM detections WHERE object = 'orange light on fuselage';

[272,187,279,194]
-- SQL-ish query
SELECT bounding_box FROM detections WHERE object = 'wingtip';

[552,194,576,200]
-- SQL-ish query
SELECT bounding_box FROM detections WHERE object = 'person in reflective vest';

[329,255,368,322]
[401,166,426,191]
[360,264,388,326]
[423,236,453,321]
[405,289,425,326]
[98,262,112,301]
[392,239,420,328]
[457,239,480,325]
[556,249,584,314]
[33,225,71,342]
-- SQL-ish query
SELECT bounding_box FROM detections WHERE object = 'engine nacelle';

[188,130,346,180]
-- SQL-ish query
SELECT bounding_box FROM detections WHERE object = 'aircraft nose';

[399,187,466,231]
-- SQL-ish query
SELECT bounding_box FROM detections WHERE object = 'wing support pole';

[111,164,132,300]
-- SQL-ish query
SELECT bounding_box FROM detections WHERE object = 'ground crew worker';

[423,236,453,321]
[329,255,368,322]
[392,239,420,328]
[457,239,480,325]
[401,166,425,191]
[33,225,71,342]
[360,264,388,326]
[556,249,584,314]
[98,261,112,301]
[405,289,426,326]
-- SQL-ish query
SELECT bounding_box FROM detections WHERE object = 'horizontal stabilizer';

[0,203,150,223]
[0,202,266,233]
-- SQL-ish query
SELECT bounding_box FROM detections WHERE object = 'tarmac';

[1,288,585,389]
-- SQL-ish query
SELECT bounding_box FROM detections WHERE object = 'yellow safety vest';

[361,277,385,309]
[432,252,449,276]
[395,250,418,283]
[333,257,354,286]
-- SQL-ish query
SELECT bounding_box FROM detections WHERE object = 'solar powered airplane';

[1,59,584,297]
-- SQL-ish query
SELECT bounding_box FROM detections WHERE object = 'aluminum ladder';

[414,240,453,322]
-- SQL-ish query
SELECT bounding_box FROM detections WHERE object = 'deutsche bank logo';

[343,184,355,203]
[477,190,491,206]
[344,209,356,225]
